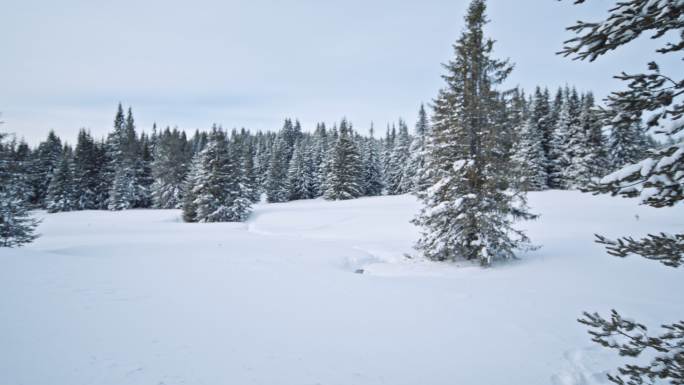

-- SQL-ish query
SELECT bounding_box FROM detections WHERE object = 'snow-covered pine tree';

[565,92,608,188]
[362,124,384,196]
[386,120,411,195]
[151,127,190,208]
[45,146,76,213]
[93,139,110,209]
[580,92,608,178]
[512,114,548,191]
[560,1,684,382]
[381,125,395,190]
[31,130,63,207]
[310,123,329,197]
[606,105,650,169]
[181,152,202,223]
[107,160,138,211]
[238,129,260,203]
[254,131,273,195]
[73,129,104,210]
[413,0,536,266]
[287,139,315,200]
[265,133,291,203]
[187,128,252,222]
[405,105,431,193]
[324,119,363,200]
[548,87,575,189]
[106,105,141,210]
[135,133,154,208]
[225,132,253,221]
[0,131,39,247]
[561,90,591,189]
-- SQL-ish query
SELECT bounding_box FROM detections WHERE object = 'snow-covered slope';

[0,191,682,385]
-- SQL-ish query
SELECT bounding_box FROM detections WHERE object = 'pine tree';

[548,87,573,189]
[45,146,76,213]
[287,139,315,200]
[512,114,548,191]
[135,133,154,208]
[31,130,63,207]
[239,130,260,203]
[386,119,411,195]
[324,119,363,200]
[107,161,138,210]
[0,131,39,247]
[151,127,190,208]
[181,152,202,223]
[405,105,431,193]
[561,1,684,383]
[413,0,535,266]
[607,107,650,169]
[311,123,329,197]
[186,128,251,222]
[565,93,608,187]
[265,133,291,203]
[529,87,555,187]
[106,105,141,210]
[73,129,104,210]
[362,124,384,196]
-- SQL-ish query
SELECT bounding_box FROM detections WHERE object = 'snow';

[1,191,683,385]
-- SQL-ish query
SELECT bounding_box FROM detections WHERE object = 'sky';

[1,0,678,144]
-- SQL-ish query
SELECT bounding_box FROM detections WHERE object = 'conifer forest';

[1,1,682,384]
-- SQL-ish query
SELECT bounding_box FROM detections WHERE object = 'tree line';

[0,83,657,248]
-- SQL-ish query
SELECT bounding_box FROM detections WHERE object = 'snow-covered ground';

[1,191,682,385]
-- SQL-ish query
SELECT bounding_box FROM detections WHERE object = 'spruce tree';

[386,120,411,195]
[561,1,684,382]
[529,87,555,188]
[607,107,650,169]
[186,128,251,222]
[287,139,315,200]
[0,131,39,247]
[548,87,573,189]
[73,129,104,210]
[239,130,260,203]
[362,124,384,196]
[405,105,431,193]
[135,133,154,208]
[181,152,202,222]
[31,130,63,207]
[311,123,329,197]
[324,119,363,200]
[151,127,190,209]
[413,0,535,266]
[106,104,141,210]
[107,161,138,210]
[512,114,548,191]
[265,133,290,203]
[45,146,76,213]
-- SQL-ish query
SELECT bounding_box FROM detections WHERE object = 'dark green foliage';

[265,133,291,203]
[413,0,535,265]
[31,130,63,207]
[0,132,39,247]
[46,146,76,213]
[578,310,684,385]
[595,233,684,268]
[73,129,106,210]
[184,128,252,223]
[561,1,684,384]
[151,127,190,208]
[324,119,363,200]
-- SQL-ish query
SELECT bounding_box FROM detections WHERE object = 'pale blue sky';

[1,0,677,144]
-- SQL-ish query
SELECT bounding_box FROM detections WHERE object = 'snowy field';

[1,191,682,385]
